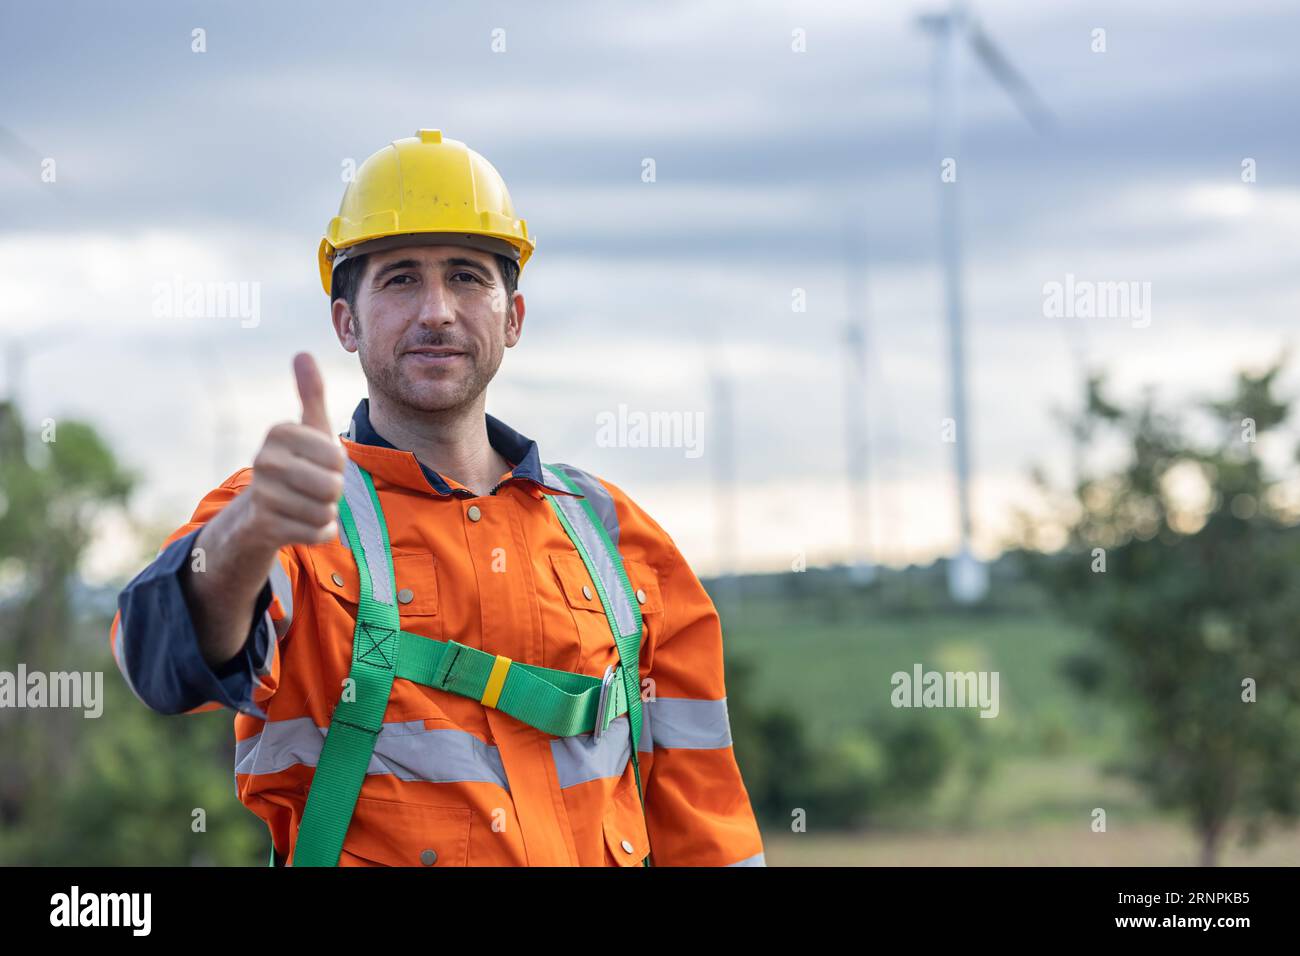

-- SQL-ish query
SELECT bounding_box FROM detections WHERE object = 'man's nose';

[416,279,456,325]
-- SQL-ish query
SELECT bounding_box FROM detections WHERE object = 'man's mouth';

[405,347,466,365]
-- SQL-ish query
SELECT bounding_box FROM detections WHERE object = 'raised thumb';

[294,352,332,435]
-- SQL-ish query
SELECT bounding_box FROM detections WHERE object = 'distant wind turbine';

[841,217,876,585]
[917,0,1054,603]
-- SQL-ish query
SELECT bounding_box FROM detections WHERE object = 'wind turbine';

[841,216,876,585]
[917,0,1053,603]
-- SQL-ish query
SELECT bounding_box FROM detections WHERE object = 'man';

[109,130,765,867]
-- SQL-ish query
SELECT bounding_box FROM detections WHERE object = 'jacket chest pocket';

[313,550,441,626]
[548,551,662,675]
[310,549,445,691]
[548,552,616,673]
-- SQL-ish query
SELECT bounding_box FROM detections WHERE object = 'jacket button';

[420,849,437,866]
[582,585,593,600]
[620,839,634,854]
[397,588,414,604]
[636,589,647,604]
[331,572,345,587]
[467,505,482,521]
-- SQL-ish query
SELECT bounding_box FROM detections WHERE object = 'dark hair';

[330,251,520,319]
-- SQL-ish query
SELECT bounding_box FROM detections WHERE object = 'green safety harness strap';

[281,461,649,867]
[290,467,401,867]
[539,465,647,818]
[391,630,631,738]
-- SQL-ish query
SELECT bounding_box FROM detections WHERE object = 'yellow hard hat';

[318,129,534,296]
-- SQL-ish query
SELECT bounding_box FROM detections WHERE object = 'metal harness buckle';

[592,664,618,739]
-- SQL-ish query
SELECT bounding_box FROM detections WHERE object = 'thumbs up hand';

[295,352,334,436]
[242,353,349,549]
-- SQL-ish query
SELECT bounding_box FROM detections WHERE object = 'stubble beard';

[358,325,500,416]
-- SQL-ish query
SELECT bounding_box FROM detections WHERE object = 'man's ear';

[504,291,526,348]
[332,298,360,353]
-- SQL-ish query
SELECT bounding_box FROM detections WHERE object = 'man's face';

[331,244,525,413]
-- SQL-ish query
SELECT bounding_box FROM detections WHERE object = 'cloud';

[4,0,1300,573]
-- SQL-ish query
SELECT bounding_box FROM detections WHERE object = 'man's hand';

[240,353,348,551]
[183,353,348,671]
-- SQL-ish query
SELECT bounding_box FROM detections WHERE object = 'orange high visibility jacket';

[109,399,765,867]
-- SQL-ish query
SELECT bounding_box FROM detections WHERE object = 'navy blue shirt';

[113,399,555,718]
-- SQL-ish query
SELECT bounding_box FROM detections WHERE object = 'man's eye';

[452,271,483,284]
[387,274,414,286]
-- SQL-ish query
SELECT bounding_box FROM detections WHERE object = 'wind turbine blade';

[0,124,78,206]
[0,125,43,167]
[915,12,948,36]
[967,23,1055,134]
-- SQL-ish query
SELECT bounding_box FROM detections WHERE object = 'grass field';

[716,592,1298,864]
[762,820,1300,866]
[721,601,1128,767]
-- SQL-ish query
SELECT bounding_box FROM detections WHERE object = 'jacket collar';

[340,398,578,499]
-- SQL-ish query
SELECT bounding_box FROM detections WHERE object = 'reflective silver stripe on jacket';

[342,458,393,606]
[550,462,621,546]
[727,851,766,866]
[550,696,737,786]
[551,712,654,788]
[541,464,636,638]
[268,557,294,639]
[645,696,733,749]
[234,717,509,790]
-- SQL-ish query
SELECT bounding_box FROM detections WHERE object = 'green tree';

[0,401,264,864]
[0,400,131,839]
[726,653,957,832]
[1021,362,1300,865]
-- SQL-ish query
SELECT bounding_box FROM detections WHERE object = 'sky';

[2,0,1298,580]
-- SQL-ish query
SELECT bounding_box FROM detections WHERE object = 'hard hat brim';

[320,232,527,297]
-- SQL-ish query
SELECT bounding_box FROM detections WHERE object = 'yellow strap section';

[480,654,512,708]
